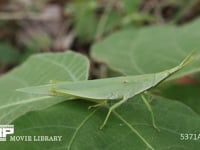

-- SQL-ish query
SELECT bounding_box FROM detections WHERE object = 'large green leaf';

[0,51,89,124]
[91,18,200,78]
[1,95,200,149]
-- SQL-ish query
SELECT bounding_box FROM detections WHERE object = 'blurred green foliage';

[65,0,154,42]
[0,43,20,64]
[1,0,200,72]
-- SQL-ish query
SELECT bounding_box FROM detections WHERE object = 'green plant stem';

[95,0,116,41]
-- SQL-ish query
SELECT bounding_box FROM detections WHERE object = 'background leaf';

[1,95,200,149]
[70,0,121,42]
[0,51,89,124]
[157,83,200,114]
[123,0,140,13]
[73,1,98,42]
[0,43,20,64]
[91,18,200,79]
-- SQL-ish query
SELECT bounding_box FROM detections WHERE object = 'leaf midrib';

[37,56,77,81]
[113,111,155,150]
[0,96,51,110]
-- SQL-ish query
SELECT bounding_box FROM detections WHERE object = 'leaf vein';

[67,109,97,150]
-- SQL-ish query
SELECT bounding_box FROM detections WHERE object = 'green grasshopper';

[17,54,192,131]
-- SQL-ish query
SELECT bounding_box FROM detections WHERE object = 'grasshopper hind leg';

[141,94,160,132]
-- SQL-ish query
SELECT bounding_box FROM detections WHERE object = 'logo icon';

[0,125,14,141]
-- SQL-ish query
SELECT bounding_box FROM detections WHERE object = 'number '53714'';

[180,133,200,141]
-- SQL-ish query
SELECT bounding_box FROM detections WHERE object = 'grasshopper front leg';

[100,97,128,129]
[88,101,107,110]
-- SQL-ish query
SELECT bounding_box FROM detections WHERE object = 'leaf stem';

[95,0,116,41]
